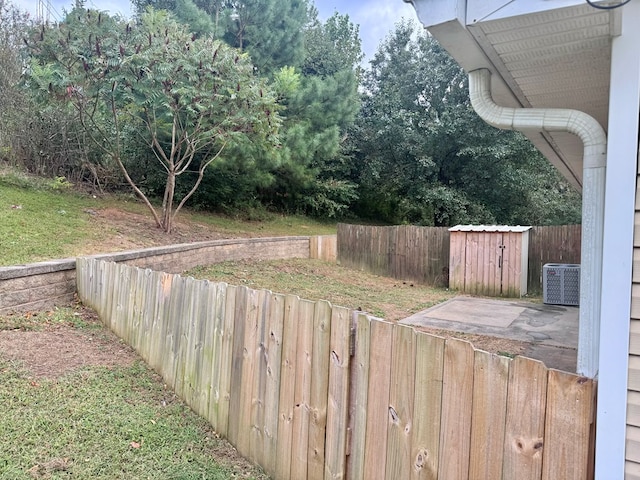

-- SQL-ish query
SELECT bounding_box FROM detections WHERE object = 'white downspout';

[468,68,607,377]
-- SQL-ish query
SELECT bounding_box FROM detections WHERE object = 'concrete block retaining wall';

[0,260,77,314]
[0,235,336,315]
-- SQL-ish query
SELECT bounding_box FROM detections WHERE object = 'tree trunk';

[162,171,176,233]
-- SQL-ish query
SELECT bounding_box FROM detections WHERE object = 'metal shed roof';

[448,225,532,232]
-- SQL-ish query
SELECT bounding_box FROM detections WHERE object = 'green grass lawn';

[0,309,267,480]
[0,181,95,265]
[188,258,455,321]
[0,168,336,266]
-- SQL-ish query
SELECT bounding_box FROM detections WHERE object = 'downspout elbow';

[468,68,607,377]
[468,69,607,168]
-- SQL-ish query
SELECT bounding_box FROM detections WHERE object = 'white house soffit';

[544,132,586,185]
[464,4,613,187]
[467,0,586,24]
[468,4,612,124]
[525,131,583,189]
[402,0,467,29]
[474,3,610,32]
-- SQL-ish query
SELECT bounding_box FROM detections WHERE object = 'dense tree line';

[347,22,580,226]
[0,0,581,228]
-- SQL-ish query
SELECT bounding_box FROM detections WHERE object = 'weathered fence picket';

[275,294,299,480]
[362,319,393,480]
[324,305,351,480]
[412,333,444,480]
[308,300,331,480]
[469,351,509,480]
[541,369,594,480]
[438,339,475,480]
[291,299,314,480]
[250,289,269,469]
[216,283,236,438]
[503,356,548,480]
[385,324,416,479]
[76,257,596,480]
[347,313,371,479]
[195,281,215,420]
[263,292,285,477]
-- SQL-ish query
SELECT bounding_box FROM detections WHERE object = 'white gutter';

[468,68,607,377]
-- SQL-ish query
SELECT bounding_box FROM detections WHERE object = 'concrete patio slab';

[400,296,579,372]
[419,298,524,328]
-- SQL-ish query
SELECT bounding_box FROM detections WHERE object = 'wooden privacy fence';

[76,257,351,479]
[77,257,595,480]
[337,224,451,287]
[337,224,581,294]
[528,225,581,294]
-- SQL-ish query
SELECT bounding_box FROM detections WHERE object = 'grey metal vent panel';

[543,263,580,306]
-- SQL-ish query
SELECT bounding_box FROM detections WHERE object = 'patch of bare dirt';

[0,309,137,379]
[27,457,71,479]
[77,207,234,255]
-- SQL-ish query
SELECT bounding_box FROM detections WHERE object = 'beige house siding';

[628,145,640,476]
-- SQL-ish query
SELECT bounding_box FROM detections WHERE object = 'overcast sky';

[313,1,417,61]
[13,0,418,62]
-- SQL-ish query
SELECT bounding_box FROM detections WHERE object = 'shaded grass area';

[94,194,338,239]
[176,208,337,238]
[0,310,268,480]
[188,258,455,321]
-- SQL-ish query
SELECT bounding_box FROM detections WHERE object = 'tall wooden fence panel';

[528,225,581,294]
[77,258,595,480]
[337,224,450,286]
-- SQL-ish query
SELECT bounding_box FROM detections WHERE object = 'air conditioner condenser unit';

[543,263,580,306]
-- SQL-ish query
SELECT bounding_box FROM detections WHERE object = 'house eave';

[403,0,619,190]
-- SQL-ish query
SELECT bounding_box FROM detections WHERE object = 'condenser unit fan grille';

[543,264,580,306]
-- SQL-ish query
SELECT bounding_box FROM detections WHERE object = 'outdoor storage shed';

[449,225,531,297]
